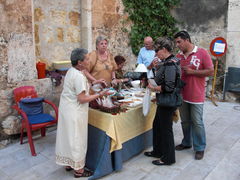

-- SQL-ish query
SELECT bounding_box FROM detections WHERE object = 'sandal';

[74,169,93,178]
[84,166,93,173]
[65,166,73,171]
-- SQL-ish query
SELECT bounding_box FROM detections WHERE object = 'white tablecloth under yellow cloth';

[88,103,156,152]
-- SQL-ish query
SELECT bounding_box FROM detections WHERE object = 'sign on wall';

[209,37,227,106]
[209,37,227,57]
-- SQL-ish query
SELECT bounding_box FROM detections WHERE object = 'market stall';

[85,89,156,179]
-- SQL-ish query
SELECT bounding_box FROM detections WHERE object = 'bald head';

[144,36,153,50]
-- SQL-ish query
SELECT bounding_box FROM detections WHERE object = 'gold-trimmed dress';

[88,50,117,84]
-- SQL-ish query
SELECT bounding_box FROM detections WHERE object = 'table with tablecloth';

[85,103,156,179]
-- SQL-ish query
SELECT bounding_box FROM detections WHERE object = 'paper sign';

[213,43,226,53]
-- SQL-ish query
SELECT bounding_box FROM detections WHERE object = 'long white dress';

[55,67,89,170]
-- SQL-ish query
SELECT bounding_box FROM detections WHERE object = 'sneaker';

[195,151,204,160]
[175,144,192,151]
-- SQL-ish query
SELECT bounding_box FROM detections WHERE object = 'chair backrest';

[225,67,240,93]
[13,86,38,104]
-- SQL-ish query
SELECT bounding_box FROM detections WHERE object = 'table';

[86,104,156,179]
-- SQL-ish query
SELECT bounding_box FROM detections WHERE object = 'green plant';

[122,0,180,55]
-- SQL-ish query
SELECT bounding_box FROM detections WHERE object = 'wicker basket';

[99,105,121,114]
[89,100,100,109]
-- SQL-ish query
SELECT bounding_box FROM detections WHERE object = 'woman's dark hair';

[114,55,126,65]
[174,30,191,43]
[154,37,174,53]
[70,48,88,66]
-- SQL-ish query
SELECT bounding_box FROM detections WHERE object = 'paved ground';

[0,101,240,180]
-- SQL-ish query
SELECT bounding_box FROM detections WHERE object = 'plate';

[91,84,102,92]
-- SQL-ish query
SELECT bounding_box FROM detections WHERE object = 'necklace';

[98,52,109,70]
[100,60,109,70]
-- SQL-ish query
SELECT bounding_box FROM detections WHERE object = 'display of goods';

[111,95,124,101]
[89,100,99,109]
[99,105,121,114]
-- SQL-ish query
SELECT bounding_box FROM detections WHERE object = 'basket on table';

[98,105,121,114]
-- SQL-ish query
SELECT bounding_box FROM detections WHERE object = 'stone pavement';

[0,101,240,180]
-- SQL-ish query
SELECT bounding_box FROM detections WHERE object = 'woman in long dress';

[55,48,110,178]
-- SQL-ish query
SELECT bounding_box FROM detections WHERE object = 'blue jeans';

[179,102,206,151]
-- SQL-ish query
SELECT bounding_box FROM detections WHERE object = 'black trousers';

[152,105,176,164]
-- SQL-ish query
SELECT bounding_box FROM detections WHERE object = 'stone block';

[227,3,240,31]
[92,12,103,28]
[66,27,80,43]
[42,26,55,43]
[50,10,67,25]
[0,46,8,89]
[7,33,37,83]
[103,0,116,13]
[92,0,103,11]
[0,89,13,118]
[57,27,64,42]
[103,13,120,28]
[35,45,41,57]
[226,32,240,67]
[2,115,21,135]
[0,101,12,118]
[69,11,80,26]
[1,0,32,33]
[34,8,44,22]
[34,24,40,44]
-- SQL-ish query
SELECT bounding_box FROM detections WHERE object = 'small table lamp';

[134,64,148,72]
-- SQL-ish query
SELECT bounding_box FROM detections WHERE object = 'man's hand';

[182,66,195,75]
[111,79,118,86]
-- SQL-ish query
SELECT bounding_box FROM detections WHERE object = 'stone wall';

[173,0,228,54]
[33,0,82,68]
[0,0,36,141]
[0,0,34,89]
[91,0,136,71]
[226,0,240,68]
[0,0,56,144]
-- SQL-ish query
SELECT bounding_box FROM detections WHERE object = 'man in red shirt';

[174,31,214,160]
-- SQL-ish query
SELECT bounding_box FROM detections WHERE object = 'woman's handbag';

[156,88,182,107]
[156,61,185,107]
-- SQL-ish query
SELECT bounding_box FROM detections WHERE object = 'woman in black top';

[144,37,181,166]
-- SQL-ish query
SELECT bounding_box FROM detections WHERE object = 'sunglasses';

[155,47,163,53]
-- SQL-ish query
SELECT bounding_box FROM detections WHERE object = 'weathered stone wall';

[0,0,56,144]
[173,0,228,54]
[226,0,240,68]
[0,0,36,140]
[33,0,82,68]
[91,0,136,71]
[0,0,34,89]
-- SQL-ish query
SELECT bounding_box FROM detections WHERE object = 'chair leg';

[41,127,46,137]
[26,128,37,156]
[20,126,24,144]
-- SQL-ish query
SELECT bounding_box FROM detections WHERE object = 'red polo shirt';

[176,46,213,104]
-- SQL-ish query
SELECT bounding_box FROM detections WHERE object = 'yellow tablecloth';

[88,103,156,152]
